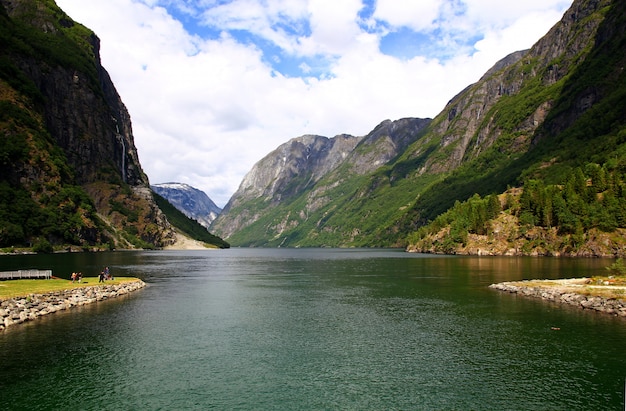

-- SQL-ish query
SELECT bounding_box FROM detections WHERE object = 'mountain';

[151,191,229,249]
[212,0,626,248]
[211,118,432,245]
[0,0,226,251]
[151,183,222,229]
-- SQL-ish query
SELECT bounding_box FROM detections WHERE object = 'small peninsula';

[0,278,146,331]
[490,276,626,317]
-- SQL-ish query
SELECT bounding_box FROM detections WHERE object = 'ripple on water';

[1,250,625,410]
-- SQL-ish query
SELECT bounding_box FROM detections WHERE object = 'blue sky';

[56,0,572,206]
[158,0,488,76]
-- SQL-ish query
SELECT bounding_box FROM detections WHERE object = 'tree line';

[408,160,626,251]
[517,163,626,234]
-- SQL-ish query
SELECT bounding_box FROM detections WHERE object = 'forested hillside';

[408,161,626,256]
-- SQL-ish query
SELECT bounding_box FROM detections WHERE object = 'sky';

[56,0,572,207]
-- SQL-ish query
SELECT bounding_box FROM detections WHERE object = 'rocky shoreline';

[490,279,626,317]
[0,280,146,331]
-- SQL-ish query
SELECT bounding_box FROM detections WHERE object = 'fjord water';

[0,249,624,410]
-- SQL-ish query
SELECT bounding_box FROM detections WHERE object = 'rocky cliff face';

[0,0,176,249]
[416,0,611,175]
[2,0,143,186]
[236,134,361,206]
[151,183,222,229]
[344,118,432,175]
[211,133,363,239]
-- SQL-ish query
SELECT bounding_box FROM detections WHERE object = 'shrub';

[33,238,53,253]
[606,258,626,276]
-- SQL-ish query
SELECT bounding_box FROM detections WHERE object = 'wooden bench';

[0,270,52,280]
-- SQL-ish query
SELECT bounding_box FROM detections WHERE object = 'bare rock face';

[346,118,432,175]
[211,134,362,238]
[20,42,147,188]
[236,134,361,205]
[2,0,143,185]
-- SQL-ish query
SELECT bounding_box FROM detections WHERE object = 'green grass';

[0,277,142,300]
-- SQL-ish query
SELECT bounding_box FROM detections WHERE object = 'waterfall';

[113,117,127,183]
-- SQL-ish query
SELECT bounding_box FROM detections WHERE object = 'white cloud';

[463,0,572,24]
[299,0,364,55]
[199,0,310,54]
[55,0,572,207]
[374,0,443,31]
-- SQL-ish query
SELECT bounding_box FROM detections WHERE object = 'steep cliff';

[213,0,626,248]
[0,0,177,249]
[211,133,363,239]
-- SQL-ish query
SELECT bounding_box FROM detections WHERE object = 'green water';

[0,249,624,410]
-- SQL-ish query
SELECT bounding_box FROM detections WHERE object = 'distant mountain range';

[211,0,626,250]
[151,183,221,229]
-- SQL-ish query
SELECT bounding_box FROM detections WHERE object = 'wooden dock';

[0,270,52,280]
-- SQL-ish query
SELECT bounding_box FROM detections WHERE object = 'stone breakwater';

[489,280,626,317]
[0,280,146,331]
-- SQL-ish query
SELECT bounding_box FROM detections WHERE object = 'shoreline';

[0,280,146,331]
[163,231,216,250]
[490,278,626,317]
